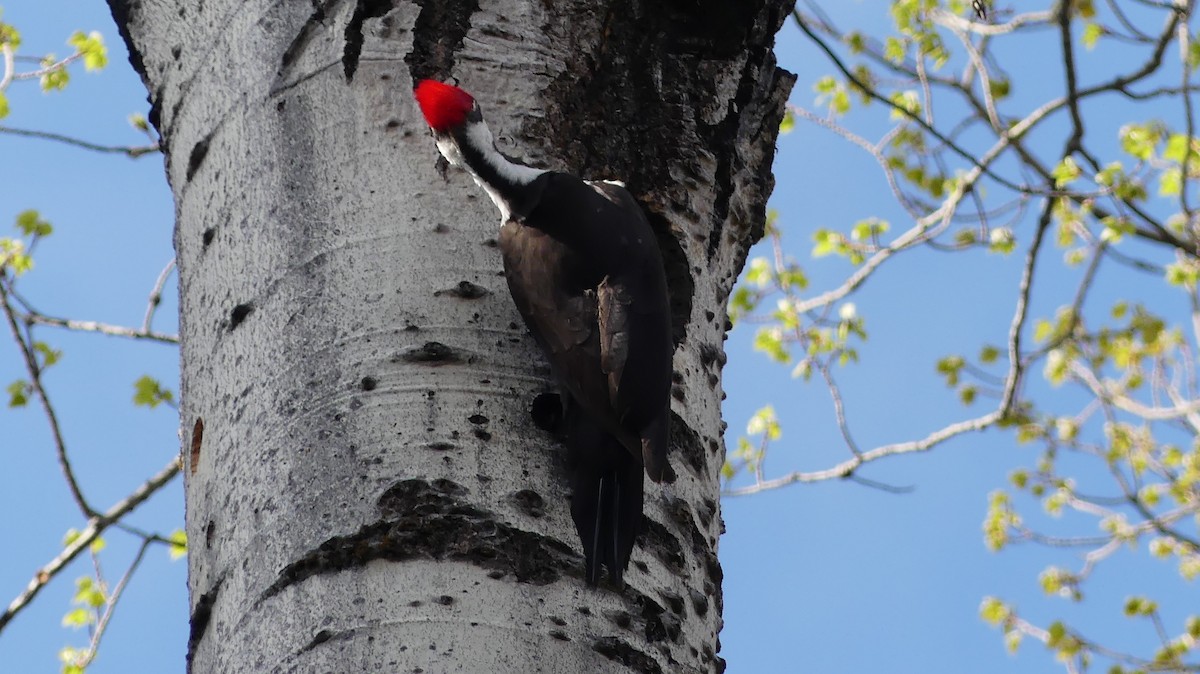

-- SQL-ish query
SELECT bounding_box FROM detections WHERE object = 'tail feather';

[565,403,643,586]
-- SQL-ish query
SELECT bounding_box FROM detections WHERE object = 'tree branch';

[0,125,159,158]
[0,456,180,633]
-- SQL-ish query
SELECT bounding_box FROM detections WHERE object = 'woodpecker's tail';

[564,403,643,586]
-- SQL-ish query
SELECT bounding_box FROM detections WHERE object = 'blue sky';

[1,2,1195,673]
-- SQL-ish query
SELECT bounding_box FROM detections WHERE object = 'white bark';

[107,0,793,671]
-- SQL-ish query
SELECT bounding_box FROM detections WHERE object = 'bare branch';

[723,410,1003,496]
[0,125,160,158]
[142,259,177,334]
[22,312,179,344]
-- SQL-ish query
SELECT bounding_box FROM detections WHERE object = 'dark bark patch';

[186,133,211,182]
[189,417,204,474]
[435,594,454,605]
[204,520,215,549]
[299,627,354,653]
[698,342,725,369]
[361,376,378,391]
[201,227,215,249]
[549,630,570,641]
[636,594,679,643]
[639,518,684,573]
[392,341,461,365]
[669,411,705,477]
[698,497,717,530]
[185,575,223,669]
[701,45,770,262]
[343,0,394,82]
[467,413,488,424]
[228,303,253,331]
[645,210,693,347]
[472,428,492,441]
[592,637,663,674]
[435,280,491,300]
[510,489,545,518]
[104,0,149,81]
[279,0,334,73]
[260,479,578,601]
[404,0,480,83]
[658,590,685,617]
[423,440,457,451]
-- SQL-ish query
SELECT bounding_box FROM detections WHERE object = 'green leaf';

[979,345,1000,364]
[1081,22,1102,49]
[888,90,921,121]
[753,328,790,363]
[745,257,771,288]
[0,237,33,275]
[89,536,106,554]
[15,210,53,237]
[1163,133,1198,163]
[988,228,1015,255]
[34,341,62,368]
[779,108,795,134]
[883,36,906,63]
[67,31,108,71]
[1166,261,1200,287]
[40,66,69,92]
[129,112,150,132]
[62,528,81,547]
[73,576,105,608]
[1124,596,1148,616]
[61,607,93,629]
[979,597,1010,625]
[0,20,21,48]
[1119,123,1162,161]
[0,91,9,120]
[745,406,781,441]
[132,375,174,408]
[168,529,188,560]
[6,379,29,408]
[936,355,964,386]
[850,218,889,241]
[1052,157,1081,188]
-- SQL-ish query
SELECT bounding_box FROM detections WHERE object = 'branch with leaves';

[0,17,181,671]
[727,0,1200,670]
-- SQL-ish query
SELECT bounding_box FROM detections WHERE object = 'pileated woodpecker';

[414,79,673,586]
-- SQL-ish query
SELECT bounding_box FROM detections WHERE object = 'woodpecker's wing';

[500,173,672,479]
[596,277,631,399]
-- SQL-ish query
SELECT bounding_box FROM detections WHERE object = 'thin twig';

[0,125,160,158]
[0,279,95,516]
[78,539,153,668]
[724,410,1003,496]
[142,259,176,333]
[22,312,178,344]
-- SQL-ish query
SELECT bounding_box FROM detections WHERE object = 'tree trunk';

[106,0,794,671]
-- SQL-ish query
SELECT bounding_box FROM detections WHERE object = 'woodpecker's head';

[414,79,483,133]
[414,79,494,167]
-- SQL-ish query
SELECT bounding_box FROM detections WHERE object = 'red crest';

[414,79,475,132]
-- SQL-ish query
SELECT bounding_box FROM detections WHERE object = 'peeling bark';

[106,0,794,671]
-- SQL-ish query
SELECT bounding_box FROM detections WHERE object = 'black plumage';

[414,80,673,585]
[500,173,673,585]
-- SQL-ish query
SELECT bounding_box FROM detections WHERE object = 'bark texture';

[108,0,794,671]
